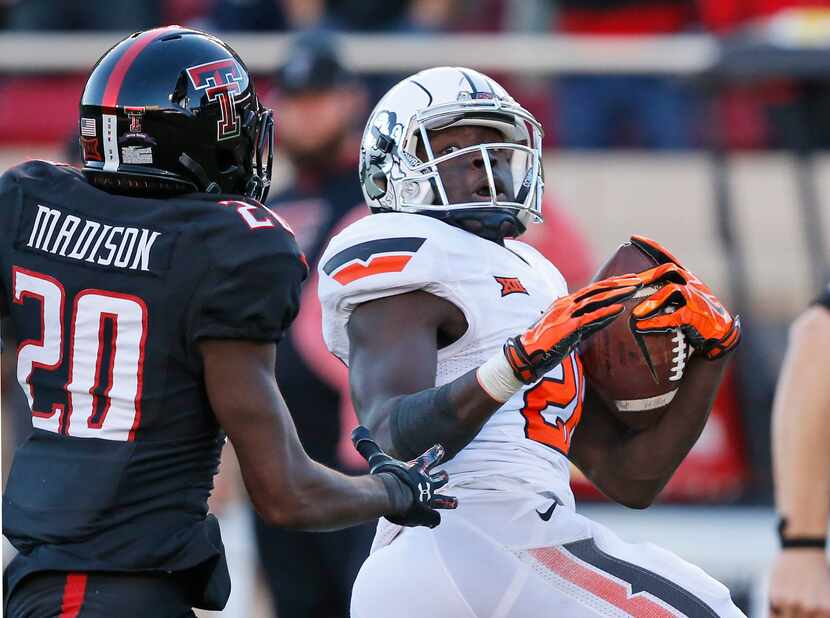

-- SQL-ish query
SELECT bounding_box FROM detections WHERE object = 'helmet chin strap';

[442,209,524,244]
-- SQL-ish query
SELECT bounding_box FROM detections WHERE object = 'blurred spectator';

[7,0,161,30]
[187,0,457,33]
[552,0,697,149]
[205,0,292,31]
[319,0,455,32]
[254,31,374,618]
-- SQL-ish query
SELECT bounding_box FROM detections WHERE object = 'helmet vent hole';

[161,34,182,42]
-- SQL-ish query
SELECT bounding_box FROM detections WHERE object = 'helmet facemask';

[242,105,274,202]
[393,99,544,232]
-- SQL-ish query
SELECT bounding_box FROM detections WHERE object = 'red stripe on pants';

[59,572,88,618]
[530,547,679,617]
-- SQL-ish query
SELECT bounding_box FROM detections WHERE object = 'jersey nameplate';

[17,203,170,275]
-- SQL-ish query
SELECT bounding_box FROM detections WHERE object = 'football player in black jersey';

[0,27,455,617]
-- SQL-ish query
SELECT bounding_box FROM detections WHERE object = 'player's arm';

[570,237,740,508]
[348,277,641,461]
[348,290,501,460]
[193,217,454,530]
[768,301,830,618]
[570,356,727,508]
[201,338,452,530]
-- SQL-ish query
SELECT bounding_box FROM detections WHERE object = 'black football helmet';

[80,26,273,201]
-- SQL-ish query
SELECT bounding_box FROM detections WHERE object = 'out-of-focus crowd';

[5,0,830,150]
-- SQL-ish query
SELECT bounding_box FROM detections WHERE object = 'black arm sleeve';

[390,383,456,461]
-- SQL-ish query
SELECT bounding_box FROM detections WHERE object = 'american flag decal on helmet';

[323,237,425,286]
[80,118,97,137]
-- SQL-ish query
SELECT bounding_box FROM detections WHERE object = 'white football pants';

[351,490,745,618]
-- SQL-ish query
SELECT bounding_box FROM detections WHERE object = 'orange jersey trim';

[331,254,413,285]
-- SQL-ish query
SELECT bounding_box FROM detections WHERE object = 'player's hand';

[504,275,643,383]
[352,426,457,528]
[632,262,741,360]
[769,549,830,618]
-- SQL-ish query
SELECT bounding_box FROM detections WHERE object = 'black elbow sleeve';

[389,383,455,461]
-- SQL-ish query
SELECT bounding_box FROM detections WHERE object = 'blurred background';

[2,1,830,617]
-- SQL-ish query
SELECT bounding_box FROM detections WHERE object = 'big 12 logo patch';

[186,59,246,141]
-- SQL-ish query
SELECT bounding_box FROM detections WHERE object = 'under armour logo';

[418,482,432,502]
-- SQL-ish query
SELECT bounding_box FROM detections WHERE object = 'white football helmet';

[359,67,544,233]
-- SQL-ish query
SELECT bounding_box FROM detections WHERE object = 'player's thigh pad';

[352,497,744,618]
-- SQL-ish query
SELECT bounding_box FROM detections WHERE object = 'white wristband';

[476,351,524,403]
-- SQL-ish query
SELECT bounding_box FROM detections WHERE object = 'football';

[579,241,692,430]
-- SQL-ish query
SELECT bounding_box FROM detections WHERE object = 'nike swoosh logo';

[536,502,557,521]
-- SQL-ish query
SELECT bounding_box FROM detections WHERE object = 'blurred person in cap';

[769,282,830,618]
[254,31,375,618]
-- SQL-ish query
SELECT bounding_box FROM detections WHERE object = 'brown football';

[579,241,691,430]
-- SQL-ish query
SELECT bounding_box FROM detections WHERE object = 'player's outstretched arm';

[347,277,639,462]
[769,304,830,618]
[200,339,454,531]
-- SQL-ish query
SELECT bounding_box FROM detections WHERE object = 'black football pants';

[5,570,197,618]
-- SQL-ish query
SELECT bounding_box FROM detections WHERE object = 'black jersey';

[0,161,306,608]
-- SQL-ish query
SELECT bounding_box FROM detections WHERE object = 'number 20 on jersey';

[12,266,147,441]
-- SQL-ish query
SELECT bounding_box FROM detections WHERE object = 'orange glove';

[629,236,741,361]
[504,275,642,383]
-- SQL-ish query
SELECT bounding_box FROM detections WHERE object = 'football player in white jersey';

[318,67,744,617]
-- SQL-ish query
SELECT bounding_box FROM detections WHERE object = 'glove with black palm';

[352,425,457,528]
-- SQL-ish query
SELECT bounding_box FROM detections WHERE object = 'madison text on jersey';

[24,204,161,272]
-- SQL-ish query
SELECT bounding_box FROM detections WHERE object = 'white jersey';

[320,213,745,618]
[318,212,584,508]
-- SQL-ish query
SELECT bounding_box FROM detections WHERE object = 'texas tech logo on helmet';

[186,59,244,141]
